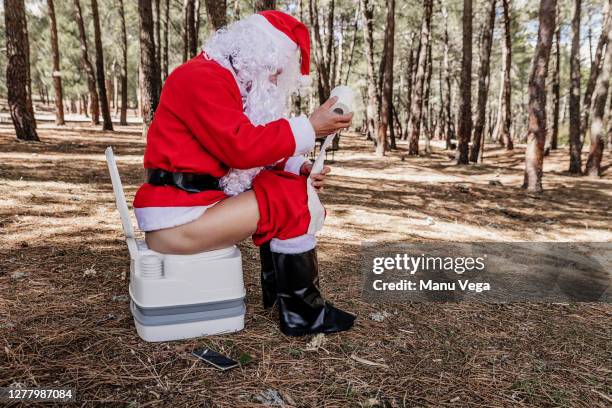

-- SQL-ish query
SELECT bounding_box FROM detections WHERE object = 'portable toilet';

[105,147,245,342]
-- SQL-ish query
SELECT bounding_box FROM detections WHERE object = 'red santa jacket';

[133,53,314,210]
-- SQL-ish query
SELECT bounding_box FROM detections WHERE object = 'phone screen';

[192,348,239,371]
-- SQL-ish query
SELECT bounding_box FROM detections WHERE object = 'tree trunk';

[422,42,433,153]
[343,5,360,84]
[37,79,45,105]
[113,65,119,114]
[360,0,378,142]
[47,0,65,126]
[568,0,582,174]
[22,1,35,125]
[469,0,496,162]
[406,0,433,156]
[309,0,334,105]
[588,26,593,66]
[5,0,39,141]
[392,102,402,141]
[326,1,336,89]
[550,11,561,150]
[183,0,197,61]
[139,0,161,136]
[608,91,612,149]
[74,0,100,125]
[195,0,201,48]
[437,54,445,142]
[292,0,305,115]
[81,94,88,116]
[232,0,240,20]
[456,0,473,165]
[375,0,395,157]
[377,28,387,113]
[205,0,227,31]
[523,0,556,192]
[326,0,335,96]
[335,14,344,88]
[91,0,113,130]
[580,3,611,146]
[106,77,113,109]
[403,34,416,140]
[309,0,324,103]
[154,0,161,85]
[442,6,454,149]
[118,0,129,126]
[585,2,612,176]
[409,31,422,137]
[495,0,513,149]
[254,0,276,11]
[162,0,170,81]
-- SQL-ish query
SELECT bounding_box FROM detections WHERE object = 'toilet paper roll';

[310,86,354,175]
[329,85,354,115]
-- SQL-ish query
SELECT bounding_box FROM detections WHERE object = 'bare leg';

[145,191,259,254]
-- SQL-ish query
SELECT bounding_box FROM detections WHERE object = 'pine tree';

[205,0,227,31]
[118,0,129,126]
[74,0,100,125]
[470,0,496,163]
[585,1,612,176]
[47,0,65,125]
[91,0,113,130]
[550,10,561,150]
[495,0,513,150]
[523,0,557,192]
[375,0,395,157]
[456,0,473,164]
[406,0,433,156]
[568,0,582,174]
[5,0,39,141]
[254,0,276,11]
[138,0,161,136]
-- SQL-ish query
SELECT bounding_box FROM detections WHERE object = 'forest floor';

[0,119,611,407]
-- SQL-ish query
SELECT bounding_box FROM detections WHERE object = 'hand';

[308,96,353,138]
[300,163,331,191]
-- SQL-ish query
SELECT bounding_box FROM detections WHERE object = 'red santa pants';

[251,169,322,249]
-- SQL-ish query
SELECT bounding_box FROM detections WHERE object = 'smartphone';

[191,348,239,371]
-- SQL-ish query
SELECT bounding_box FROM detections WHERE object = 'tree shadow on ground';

[322,174,611,234]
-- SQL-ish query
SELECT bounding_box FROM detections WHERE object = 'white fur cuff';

[284,156,310,175]
[135,205,213,231]
[287,116,316,156]
[270,234,317,254]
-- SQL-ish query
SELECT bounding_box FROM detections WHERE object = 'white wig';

[203,15,304,125]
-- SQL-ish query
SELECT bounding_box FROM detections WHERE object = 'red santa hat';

[249,10,311,85]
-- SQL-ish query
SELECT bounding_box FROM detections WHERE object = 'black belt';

[146,169,222,193]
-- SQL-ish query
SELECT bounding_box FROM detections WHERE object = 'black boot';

[259,242,277,309]
[272,248,356,336]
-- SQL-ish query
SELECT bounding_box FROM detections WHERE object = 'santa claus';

[133,11,355,336]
